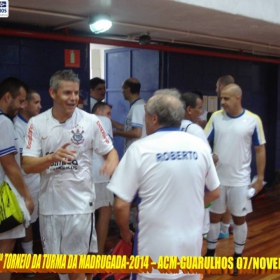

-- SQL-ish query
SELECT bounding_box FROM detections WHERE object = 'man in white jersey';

[107,94,220,280]
[180,92,208,145]
[14,89,41,269]
[22,70,119,280]
[90,77,106,112]
[215,75,236,240]
[180,92,218,238]
[0,77,34,280]
[112,78,146,153]
[204,84,266,275]
[92,101,114,254]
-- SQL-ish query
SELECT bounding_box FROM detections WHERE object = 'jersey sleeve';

[107,144,139,203]
[0,117,17,157]
[22,118,42,157]
[100,116,113,141]
[205,150,220,191]
[14,123,25,154]
[204,114,215,142]
[92,115,114,156]
[189,124,211,152]
[252,115,266,146]
[131,104,145,128]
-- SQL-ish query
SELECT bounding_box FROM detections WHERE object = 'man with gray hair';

[22,70,119,280]
[107,94,220,280]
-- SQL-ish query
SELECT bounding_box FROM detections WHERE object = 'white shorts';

[95,182,114,210]
[30,192,39,223]
[202,208,210,235]
[210,185,252,217]
[0,224,25,240]
[39,213,98,254]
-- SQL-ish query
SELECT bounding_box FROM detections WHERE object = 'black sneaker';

[231,256,241,276]
[204,249,215,257]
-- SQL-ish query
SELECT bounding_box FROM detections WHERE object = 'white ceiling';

[2,0,280,57]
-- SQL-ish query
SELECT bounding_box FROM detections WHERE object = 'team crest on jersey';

[71,127,84,145]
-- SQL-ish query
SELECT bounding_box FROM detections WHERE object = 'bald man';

[112,78,146,153]
[204,84,266,275]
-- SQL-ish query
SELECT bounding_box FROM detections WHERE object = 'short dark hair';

[181,92,200,110]
[191,90,203,100]
[0,77,28,99]
[90,77,105,90]
[92,101,112,114]
[123,79,141,94]
[26,88,39,101]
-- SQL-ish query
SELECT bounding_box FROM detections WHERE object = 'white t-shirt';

[180,119,210,151]
[92,116,113,183]
[14,114,40,195]
[107,128,220,279]
[204,109,266,187]
[0,112,18,183]
[124,98,146,153]
[23,108,113,215]
[90,96,99,113]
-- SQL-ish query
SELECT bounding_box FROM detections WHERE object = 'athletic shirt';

[92,115,113,183]
[180,119,210,152]
[0,111,18,184]
[107,128,220,279]
[90,96,99,113]
[204,109,266,187]
[14,114,40,195]
[124,98,146,153]
[22,108,113,215]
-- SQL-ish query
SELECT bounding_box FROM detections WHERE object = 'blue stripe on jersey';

[0,146,16,156]
[131,122,143,128]
[155,127,181,133]
[207,126,215,142]
[17,113,28,123]
[226,109,245,119]
[252,127,260,146]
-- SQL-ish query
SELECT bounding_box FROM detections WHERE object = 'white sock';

[21,241,33,254]
[220,222,230,234]
[233,222,247,254]
[207,223,220,250]
[59,274,70,280]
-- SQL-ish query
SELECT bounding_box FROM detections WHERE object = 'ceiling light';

[89,14,112,34]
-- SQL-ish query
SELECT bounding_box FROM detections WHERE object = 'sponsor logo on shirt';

[96,120,109,144]
[156,151,198,162]
[46,152,78,170]
[71,128,84,145]
[26,124,33,149]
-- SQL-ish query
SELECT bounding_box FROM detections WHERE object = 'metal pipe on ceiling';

[1,27,280,64]
[10,6,280,53]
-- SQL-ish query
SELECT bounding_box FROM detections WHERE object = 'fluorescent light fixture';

[89,14,112,34]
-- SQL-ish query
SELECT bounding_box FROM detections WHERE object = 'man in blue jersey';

[112,78,146,153]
